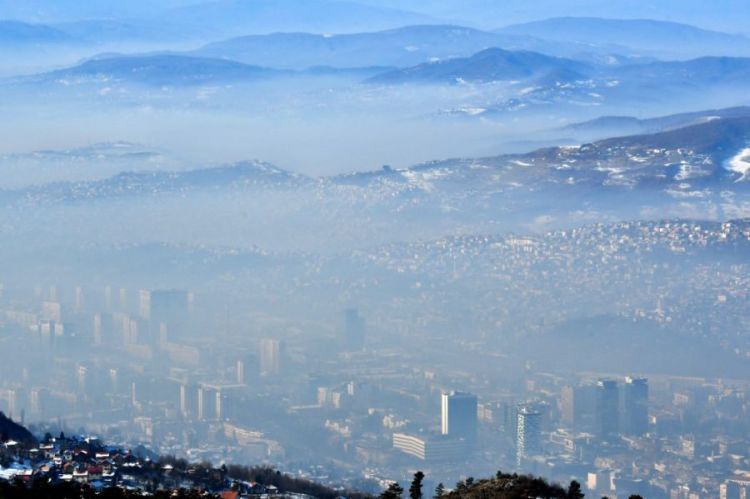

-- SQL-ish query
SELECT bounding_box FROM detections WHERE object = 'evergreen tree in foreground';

[567,480,585,499]
[409,471,425,499]
[380,482,404,499]
[434,483,445,499]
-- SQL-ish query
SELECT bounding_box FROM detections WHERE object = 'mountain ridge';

[497,17,750,59]
[162,0,437,38]
[367,46,590,84]
[0,20,76,46]
[193,24,520,69]
[564,106,750,135]
[21,54,291,86]
[7,112,750,207]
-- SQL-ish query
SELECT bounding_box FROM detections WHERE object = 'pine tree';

[380,482,404,499]
[434,482,445,498]
[409,471,425,499]
[567,480,585,499]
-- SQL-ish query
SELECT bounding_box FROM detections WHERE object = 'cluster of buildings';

[0,432,289,496]
[0,433,156,490]
[356,219,750,355]
[0,219,749,496]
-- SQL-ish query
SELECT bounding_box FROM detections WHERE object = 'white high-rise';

[516,406,541,466]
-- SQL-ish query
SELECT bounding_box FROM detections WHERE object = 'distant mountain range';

[612,56,750,87]
[338,115,750,196]
[2,110,749,252]
[4,14,749,71]
[0,0,194,22]
[14,53,401,87]
[352,0,750,34]
[565,106,750,137]
[0,20,74,46]
[365,47,750,117]
[0,0,432,36]
[369,47,750,86]
[2,0,749,35]
[10,112,750,205]
[498,17,750,59]
[15,40,749,97]
[51,18,195,45]
[0,2,438,54]
[160,0,435,39]
[190,24,651,70]
[26,54,290,86]
[1,0,749,75]
[14,161,305,203]
[0,142,184,189]
[3,14,750,92]
[368,47,589,84]
[193,25,522,69]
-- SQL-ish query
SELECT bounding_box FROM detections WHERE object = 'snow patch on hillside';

[728,147,750,181]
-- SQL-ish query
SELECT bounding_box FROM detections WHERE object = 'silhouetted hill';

[614,56,750,86]
[565,106,750,136]
[0,412,36,445]
[34,54,287,86]
[0,20,75,46]
[17,161,307,203]
[444,472,569,498]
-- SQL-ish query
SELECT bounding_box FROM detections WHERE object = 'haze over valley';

[1,2,750,498]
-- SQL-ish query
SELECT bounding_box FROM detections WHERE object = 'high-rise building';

[30,389,47,419]
[74,286,84,312]
[622,377,649,435]
[596,380,620,440]
[140,289,193,340]
[561,384,597,432]
[197,386,207,420]
[441,391,478,443]
[500,401,518,438]
[560,386,575,425]
[119,288,128,312]
[236,359,246,385]
[214,390,223,421]
[342,308,365,351]
[721,476,750,499]
[42,301,62,323]
[6,389,18,421]
[94,314,107,346]
[104,285,113,311]
[259,338,285,376]
[139,290,151,320]
[516,406,542,466]
[180,383,199,419]
[77,365,88,394]
[109,369,119,393]
[130,382,138,408]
